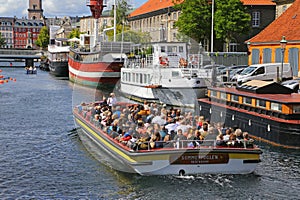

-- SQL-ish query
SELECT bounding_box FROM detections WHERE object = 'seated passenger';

[216,133,227,147]
[235,128,244,140]
[243,132,254,148]
[227,134,239,147]
[173,129,187,148]
[150,131,163,148]
[223,128,232,142]
[163,134,173,148]
[119,132,132,145]
[107,119,122,139]
[193,130,204,147]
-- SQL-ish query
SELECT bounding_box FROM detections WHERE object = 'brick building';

[13,19,44,49]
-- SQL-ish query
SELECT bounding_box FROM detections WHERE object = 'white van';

[236,63,292,84]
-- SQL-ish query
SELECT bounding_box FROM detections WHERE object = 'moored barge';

[198,80,300,149]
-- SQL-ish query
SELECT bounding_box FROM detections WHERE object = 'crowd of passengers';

[78,93,254,150]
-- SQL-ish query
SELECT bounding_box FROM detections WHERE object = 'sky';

[0,0,146,18]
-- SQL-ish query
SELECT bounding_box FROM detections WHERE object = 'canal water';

[0,67,299,199]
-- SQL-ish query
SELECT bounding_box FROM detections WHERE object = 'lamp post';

[280,36,287,82]
[198,42,203,68]
[247,41,251,66]
[211,0,214,53]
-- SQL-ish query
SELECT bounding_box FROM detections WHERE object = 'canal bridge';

[0,48,43,67]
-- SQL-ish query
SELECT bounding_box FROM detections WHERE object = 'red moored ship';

[68,0,132,88]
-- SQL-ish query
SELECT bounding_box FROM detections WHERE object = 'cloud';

[0,0,146,18]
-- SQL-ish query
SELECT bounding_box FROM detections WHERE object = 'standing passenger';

[107,93,117,108]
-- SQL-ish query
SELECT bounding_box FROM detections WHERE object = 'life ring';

[159,56,169,67]
[179,57,188,68]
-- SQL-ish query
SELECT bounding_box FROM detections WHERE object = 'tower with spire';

[28,0,44,20]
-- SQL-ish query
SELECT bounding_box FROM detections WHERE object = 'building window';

[243,96,252,105]
[220,92,227,100]
[256,99,266,108]
[231,94,239,102]
[172,71,180,77]
[173,12,177,20]
[271,102,282,112]
[252,11,260,27]
[210,90,217,98]
[167,46,177,53]
[293,105,300,113]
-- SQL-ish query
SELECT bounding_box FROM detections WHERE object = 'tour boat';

[73,101,262,176]
[120,42,212,108]
[198,80,300,149]
[48,38,70,77]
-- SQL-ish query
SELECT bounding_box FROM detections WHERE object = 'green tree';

[35,26,49,49]
[174,0,251,51]
[173,0,211,43]
[105,0,131,41]
[68,28,81,39]
[116,30,151,44]
[111,0,130,26]
[214,0,251,52]
[0,33,6,47]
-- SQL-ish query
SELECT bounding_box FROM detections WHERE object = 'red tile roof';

[129,0,275,18]
[130,0,178,17]
[241,0,275,6]
[249,0,300,44]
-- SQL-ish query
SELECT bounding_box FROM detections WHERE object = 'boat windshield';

[240,66,256,75]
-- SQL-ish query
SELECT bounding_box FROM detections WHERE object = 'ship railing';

[134,139,255,151]
[125,55,154,69]
[75,107,255,152]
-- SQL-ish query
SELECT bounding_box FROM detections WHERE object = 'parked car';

[203,64,227,75]
[281,78,300,93]
[222,68,246,82]
[218,65,248,82]
[236,63,293,85]
[219,65,248,76]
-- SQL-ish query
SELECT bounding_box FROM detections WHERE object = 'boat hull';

[198,99,300,149]
[74,111,261,175]
[49,61,69,77]
[120,81,206,108]
[68,57,123,88]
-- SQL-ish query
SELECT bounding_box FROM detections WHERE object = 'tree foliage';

[174,0,251,51]
[35,26,49,49]
[116,30,151,44]
[111,0,130,26]
[214,0,251,51]
[68,28,81,39]
[0,33,6,47]
[173,0,212,43]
